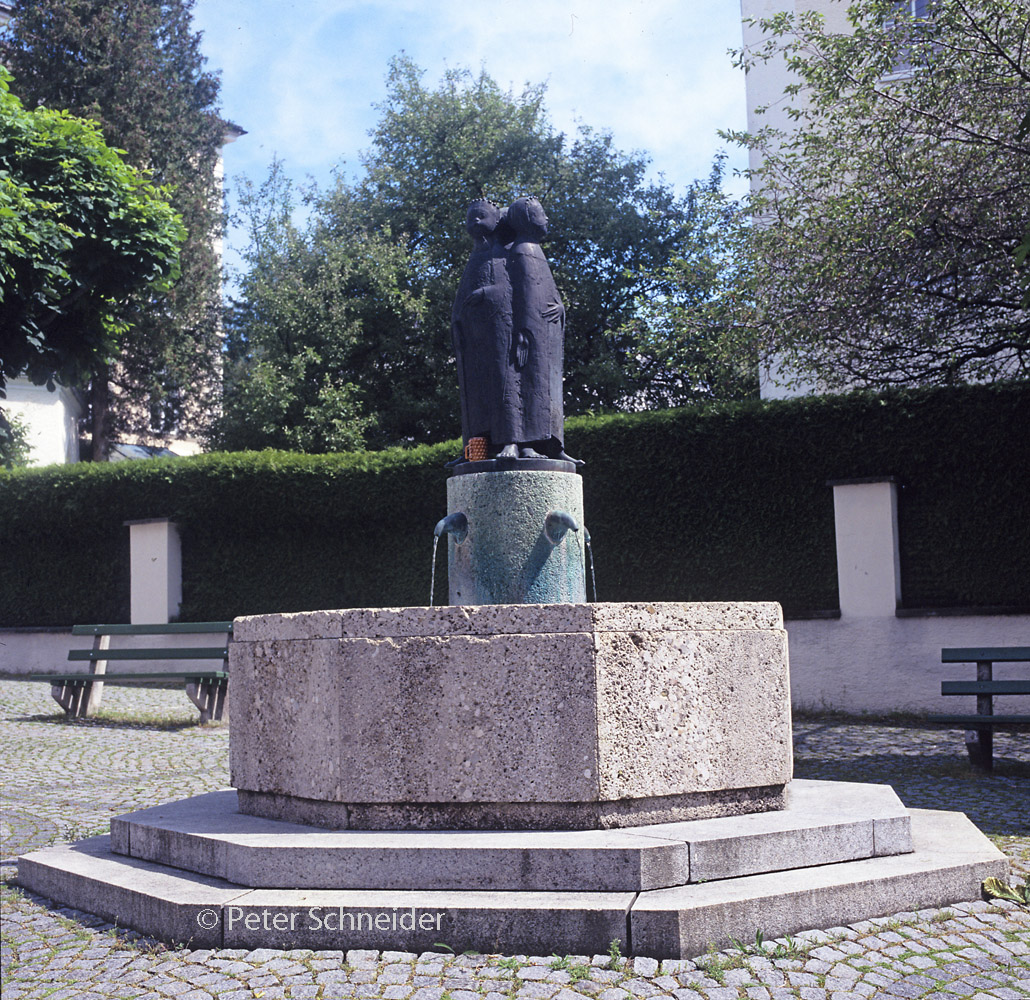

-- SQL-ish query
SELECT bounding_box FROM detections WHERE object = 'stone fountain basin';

[228,602,792,830]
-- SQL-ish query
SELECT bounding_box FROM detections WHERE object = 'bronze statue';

[451,197,578,464]
[451,200,512,452]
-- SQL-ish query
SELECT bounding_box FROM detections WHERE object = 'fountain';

[17,197,1007,956]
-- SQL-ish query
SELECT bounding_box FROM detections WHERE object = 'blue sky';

[191,0,752,273]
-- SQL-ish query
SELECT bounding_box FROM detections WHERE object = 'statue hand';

[543,300,564,323]
[515,330,530,368]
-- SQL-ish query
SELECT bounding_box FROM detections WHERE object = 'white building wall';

[741,0,854,399]
[3,378,82,465]
[786,614,1029,714]
[741,0,853,150]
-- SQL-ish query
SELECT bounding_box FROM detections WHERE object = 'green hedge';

[1,382,1027,626]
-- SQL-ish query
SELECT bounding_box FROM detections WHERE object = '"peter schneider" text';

[224,906,445,933]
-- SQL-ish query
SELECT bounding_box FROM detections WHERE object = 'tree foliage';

[0,69,184,393]
[1,0,224,456]
[217,56,752,452]
[0,409,32,469]
[214,161,412,453]
[730,0,1030,388]
[620,156,758,407]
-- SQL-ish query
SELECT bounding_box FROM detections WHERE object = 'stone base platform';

[108,780,911,892]
[16,781,1007,956]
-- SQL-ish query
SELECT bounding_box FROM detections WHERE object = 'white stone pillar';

[828,477,901,617]
[125,518,182,624]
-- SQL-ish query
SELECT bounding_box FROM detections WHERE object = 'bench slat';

[941,681,1030,695]
[68,647,228,661]
[72,622,232,636]
[927,714,1030,726]
[941,647,1030,663]
[32,672,227,683]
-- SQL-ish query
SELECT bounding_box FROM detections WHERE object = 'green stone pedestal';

[445,466,586,605]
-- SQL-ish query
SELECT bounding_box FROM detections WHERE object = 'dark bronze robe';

[451,235,512,445]
[504,239,565,449]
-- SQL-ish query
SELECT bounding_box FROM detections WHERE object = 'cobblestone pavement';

[2,678,1028,999]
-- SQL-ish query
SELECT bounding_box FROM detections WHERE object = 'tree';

[219,57,752,452]
[213,161,411,453]
[1,0,224,458]
[619,156,759,407]
[0,70,184,406]
[729,0,1030,389]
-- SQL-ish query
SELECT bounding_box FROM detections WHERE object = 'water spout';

[435,512,468,544]
[431,512,469,607]
[584,526,597,603]
[543,510,579,546]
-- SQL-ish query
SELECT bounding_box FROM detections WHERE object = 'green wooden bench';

[30,622,232,723]
[927,646,1030,770]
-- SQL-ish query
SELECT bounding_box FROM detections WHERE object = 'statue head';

[508,197,549,241]
[466,200,501,239]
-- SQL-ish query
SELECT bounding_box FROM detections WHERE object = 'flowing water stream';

[429,533,441,607]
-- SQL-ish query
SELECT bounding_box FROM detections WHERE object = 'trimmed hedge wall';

[1,382,1027,626]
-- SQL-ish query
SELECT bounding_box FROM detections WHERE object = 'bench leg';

[83,633,110,713]
[51,681,93,718]
[966,659,995,771]
[211,680,227,722]
[185,679,226,723]
[964,728,993,771]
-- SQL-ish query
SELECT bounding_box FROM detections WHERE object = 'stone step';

[109,779,912,892]
[16,807,1006,956]
[631,808,1006,958]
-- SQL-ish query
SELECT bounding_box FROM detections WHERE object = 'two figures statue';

[451,197,578,463]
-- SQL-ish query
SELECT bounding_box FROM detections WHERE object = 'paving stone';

[721,968,756,987]
[622,977,662,996]
[884,980,925,997]
[516,966,552,981]
[787,971,820,987]
[516,982,558,998]
[627,957,656,977]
